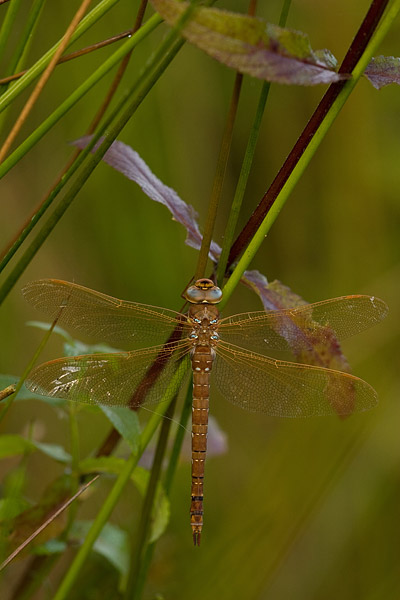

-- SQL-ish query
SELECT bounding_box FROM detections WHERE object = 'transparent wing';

[23,280,189,347]
[26,341,191,407]
[218,295,388,355]
[213,341,377,417]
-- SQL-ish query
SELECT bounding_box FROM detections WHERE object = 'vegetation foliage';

[0,0,399,599]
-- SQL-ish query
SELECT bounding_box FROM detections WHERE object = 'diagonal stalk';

[226,0,393,271]
[52,360,189,600]
[125,395,178,599]
[0,0,121,115]
[130,383,193,600]
[0,0,93,163]
[216,0,293,286]
[0,25,185,305]
[194,71,243,280]
[220,0,400,308]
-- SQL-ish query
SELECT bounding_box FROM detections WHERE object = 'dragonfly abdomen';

[190,346,215,546]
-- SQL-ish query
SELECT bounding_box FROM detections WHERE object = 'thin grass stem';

[216,0,292,286]
[0,0,121,114]
[126,395,177,600]
[220,0,400,309]
[0,15,160,180]
[52,359,189,600]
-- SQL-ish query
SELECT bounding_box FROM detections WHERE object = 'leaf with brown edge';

[151,0,345,85]
[364,56,400,89]
[241,274,354,416]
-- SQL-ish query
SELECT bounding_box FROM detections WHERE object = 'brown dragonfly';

[23,278,387,545]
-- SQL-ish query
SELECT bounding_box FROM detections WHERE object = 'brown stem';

[0,0,148,263]
[226,0,390,269]
[0,30,133,85]
[0,0,93,163]
[194,0,257,281]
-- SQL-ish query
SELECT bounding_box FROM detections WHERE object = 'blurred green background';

[1,1,399,598]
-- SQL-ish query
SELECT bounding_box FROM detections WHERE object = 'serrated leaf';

[364,56,400,89]
[100,405,141,453]
[151,0,343,85]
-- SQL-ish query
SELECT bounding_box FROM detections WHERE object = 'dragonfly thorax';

[187,304,220,348]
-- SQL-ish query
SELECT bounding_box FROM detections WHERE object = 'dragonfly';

[23,278,388,545]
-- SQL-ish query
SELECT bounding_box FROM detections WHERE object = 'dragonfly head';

[184,279,222,304]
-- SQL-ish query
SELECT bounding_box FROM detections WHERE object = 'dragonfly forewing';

[23,279,189,347]
[219,295,388,357]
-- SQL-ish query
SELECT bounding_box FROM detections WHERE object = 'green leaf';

[364,55,400,89]
[0,434,34,458]
[33,442,71,463]
[151,0,343,85]
[0,497,31,520]
[26,320,73,341]
[27,320,120,356]
[79,455,127,476]
[33,539,67,556]
[71,520,129,576]
[100,405,141,453]
[132,467,170,543]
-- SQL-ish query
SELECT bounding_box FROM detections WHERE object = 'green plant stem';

[0,317,60,424]
[220,0,400,309]
[0,0,203,302]
[216,80,269,287]
[0,0,23,63]
[0,0,46,142]
[126,396,178,600]
[0,0,121,114]
[0,29,185,305]
[164,381,192,495]
[10,555,59,600]
[131,382,193,600]
[0,0,46,91]
[0,14,161,180]
[216,0,292,287]
[227,0,392,269]
[194,71,243,280]
[52,360,189,600]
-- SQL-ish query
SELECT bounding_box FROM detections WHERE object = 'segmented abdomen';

[190,346,214,546]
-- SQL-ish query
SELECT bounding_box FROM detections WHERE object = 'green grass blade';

[0,14,162,180]
[52,359,190,600]
[220,0,400,309]
[0,0,24,63]
[0,0,121,114]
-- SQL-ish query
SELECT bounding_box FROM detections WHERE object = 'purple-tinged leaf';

[72,136,362,417]
[364,56,400,90]
[73,136,221,262]
[151,0,345,85]
[240,275,354,416]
